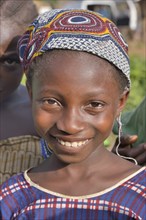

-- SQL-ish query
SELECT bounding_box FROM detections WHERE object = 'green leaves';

[125,56,146,111]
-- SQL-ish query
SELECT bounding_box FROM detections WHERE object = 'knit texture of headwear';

[18,9,130,87]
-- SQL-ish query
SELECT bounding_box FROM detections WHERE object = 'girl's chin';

[54,152,89,165]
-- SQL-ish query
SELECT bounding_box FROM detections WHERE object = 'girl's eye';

[89,101,104,108]
[42,98,61,107]
[85,101,105,114]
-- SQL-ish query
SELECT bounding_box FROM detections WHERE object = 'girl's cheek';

[33,109,55,135]
[94,114,115,133]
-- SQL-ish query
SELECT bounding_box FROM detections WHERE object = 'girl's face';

[29,51,128,164]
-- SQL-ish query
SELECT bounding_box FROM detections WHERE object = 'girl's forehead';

[37,50,111,65]
[34,50,115,74]
[33,53,119,100]
[34,51,116,85]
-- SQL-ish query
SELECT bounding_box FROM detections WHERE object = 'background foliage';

[125,55,146,111]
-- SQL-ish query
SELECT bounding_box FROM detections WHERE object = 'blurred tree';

[48,0,57,8]
[139,0,146,18]
[125,55,146,111]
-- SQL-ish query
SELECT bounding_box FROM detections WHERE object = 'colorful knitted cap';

[18,9,130,86]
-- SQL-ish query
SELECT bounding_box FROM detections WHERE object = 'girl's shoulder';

[1,172,35,204]
[1,172,29,199]
[114,166,146,191]
[0,172,39,219]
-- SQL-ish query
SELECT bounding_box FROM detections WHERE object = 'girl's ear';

[26,81,33,101]
[116,89,129,117]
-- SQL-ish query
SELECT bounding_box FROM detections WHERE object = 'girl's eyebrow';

[37,88,108,99]
[38,88,64,98]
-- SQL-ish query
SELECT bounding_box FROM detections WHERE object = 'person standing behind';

[0,0,44,183]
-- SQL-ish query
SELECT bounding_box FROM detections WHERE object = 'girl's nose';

[56,108,85,135]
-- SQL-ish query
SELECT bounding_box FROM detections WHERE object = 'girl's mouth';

[57,138,89,148]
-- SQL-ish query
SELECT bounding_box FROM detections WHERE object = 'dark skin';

[27,51,140,196]
[0,34,37,140]
[0,0,39,140]
[0,36,22,101]
[112,135,146,166]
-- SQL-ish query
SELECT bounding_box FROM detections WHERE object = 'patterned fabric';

[18,9,130,87]
[40,138,53,159]
[0,167,145,220]
[0,135,43,184]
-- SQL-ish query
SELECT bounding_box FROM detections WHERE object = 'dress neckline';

[24,166,145,199]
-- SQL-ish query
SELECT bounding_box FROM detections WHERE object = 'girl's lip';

[50,134,91,142]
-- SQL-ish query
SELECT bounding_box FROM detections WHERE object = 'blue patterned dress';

[0,167,145,220]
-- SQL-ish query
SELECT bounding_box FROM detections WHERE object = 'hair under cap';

[18,9,130,87]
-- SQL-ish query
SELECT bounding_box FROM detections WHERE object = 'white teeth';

[66,142,71,147]
[72,142,78,147]
[57,139,89,148]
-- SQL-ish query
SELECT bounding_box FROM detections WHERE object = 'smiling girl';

[0,9,145,220]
